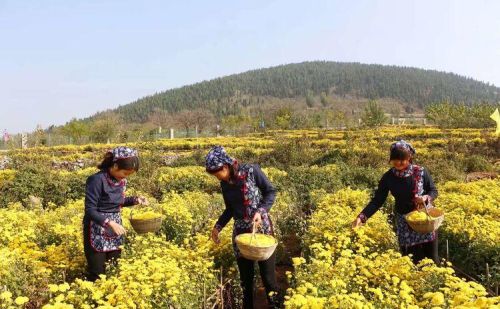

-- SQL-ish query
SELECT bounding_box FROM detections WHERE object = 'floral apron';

[396,165,436,248]
[232,164,274,258]
[89,212,124,252]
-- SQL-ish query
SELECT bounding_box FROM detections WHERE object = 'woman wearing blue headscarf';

[352,140,439,264]
[83,146,148,281]
[205,146,281,309]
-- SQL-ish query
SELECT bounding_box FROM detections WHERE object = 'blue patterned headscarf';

[110,146,138,162]
[390,140,416,156]
[205,146,235,172]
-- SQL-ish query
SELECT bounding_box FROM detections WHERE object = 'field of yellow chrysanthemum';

[0,126,498,308]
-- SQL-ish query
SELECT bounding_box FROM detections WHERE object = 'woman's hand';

[109,221,127,236]
[211,227,220,244]
[253,212,262,228]
[351,217,363,229]
[137,196,149,206]
[414,195,431,207]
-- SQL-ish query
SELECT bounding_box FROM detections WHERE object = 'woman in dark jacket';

[83,146,147,281]
[352,140,439,264]
[206,146,281,309]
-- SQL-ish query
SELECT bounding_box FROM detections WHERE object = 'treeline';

[426,101,500,128]
[37,103,367,144]
[10,100,497,148]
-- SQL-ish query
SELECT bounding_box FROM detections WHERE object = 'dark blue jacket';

[83,171,137,226]
[215,164,276,229]
[361,167,438,219]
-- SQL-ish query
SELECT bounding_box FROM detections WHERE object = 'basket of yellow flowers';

[129,205,163,234]
[405,203,444,234]
[235,223,278,261]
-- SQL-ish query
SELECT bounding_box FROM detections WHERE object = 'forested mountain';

[100,61,499,123]
[42,61,499,144]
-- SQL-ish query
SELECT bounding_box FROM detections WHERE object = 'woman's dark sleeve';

[423,168,438,201]
[253,164,277,214]
[85,175,106,226]
[123,196,138,207]
[214,190,233,232]
[359,173,390,221]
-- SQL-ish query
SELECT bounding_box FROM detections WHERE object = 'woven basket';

[405,207,444,234]
[235,223,278,261]
[236,233,278,261]
[129,208,163,234]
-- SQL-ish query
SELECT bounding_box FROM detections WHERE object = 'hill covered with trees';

[107,61,499,123]
[21,61,498,145]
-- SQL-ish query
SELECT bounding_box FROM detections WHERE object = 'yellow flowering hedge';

[7,127,496,163]
[0,201,85,308]
[285,188,500,308]
[0,197,224,308]
[42,234,218,309]
[157,166,219,193]
[436,178,500,292]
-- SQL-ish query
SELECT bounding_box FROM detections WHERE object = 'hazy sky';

[1,0,499,133]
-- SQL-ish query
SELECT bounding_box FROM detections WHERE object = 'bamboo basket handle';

[422,200,432,222]
[250,221,257,245]
[415,198,431,222]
